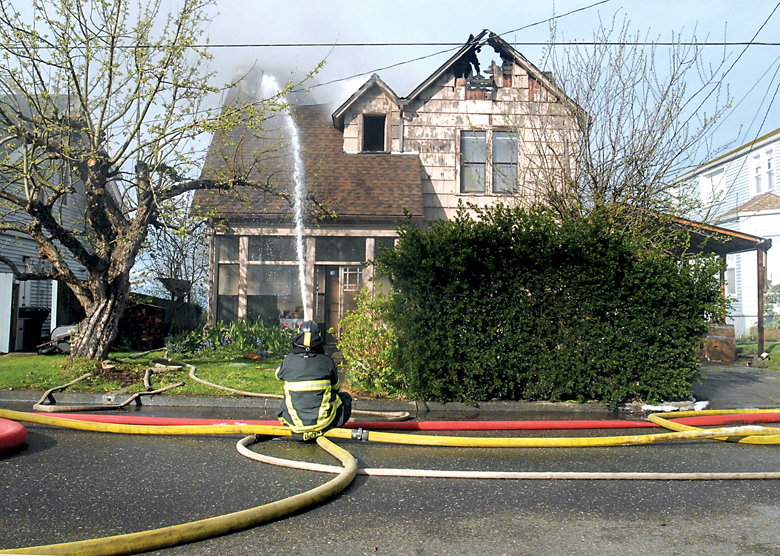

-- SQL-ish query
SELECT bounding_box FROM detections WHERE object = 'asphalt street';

[3,413,780,555]
[2,361,780,555]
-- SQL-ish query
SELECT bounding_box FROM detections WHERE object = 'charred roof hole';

[452,35,518,98]
[362,114,386,152]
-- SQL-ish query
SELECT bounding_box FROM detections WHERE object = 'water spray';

[261,75,309,320]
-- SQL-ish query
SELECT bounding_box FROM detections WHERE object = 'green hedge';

[374,205,724,406]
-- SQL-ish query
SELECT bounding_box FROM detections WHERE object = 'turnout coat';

[275,348,343,435]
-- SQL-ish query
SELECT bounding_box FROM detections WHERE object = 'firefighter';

[275,321,352,441]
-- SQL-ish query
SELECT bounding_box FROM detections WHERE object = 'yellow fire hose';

[0,433,355,555]
[3,406,780,554]
[648,409,780,444]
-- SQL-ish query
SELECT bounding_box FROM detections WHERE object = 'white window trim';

[458,128,519,195]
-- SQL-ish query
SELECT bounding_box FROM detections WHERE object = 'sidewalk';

[1,361,778,418]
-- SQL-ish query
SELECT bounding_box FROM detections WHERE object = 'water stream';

[261,75,309,321]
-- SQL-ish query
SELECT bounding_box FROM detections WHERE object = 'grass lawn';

[0,351,284,397]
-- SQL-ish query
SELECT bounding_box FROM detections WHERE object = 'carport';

[672,216,772,354]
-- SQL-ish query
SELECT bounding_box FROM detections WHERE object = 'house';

[0,98,88,353]
[196,31,582,340]
[679,127,779,338]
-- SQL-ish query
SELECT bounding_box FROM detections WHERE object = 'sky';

[200,0,780,165]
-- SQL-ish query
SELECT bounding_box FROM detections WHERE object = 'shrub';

[166,319,292,358]
[337,288,404,397]
[374,204,724,406]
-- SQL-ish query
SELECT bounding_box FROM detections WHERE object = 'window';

[460,130,519,194]
[246,265,303,323]
[725,255,736,296]
[492,131,518,194]
[753,154,763,195]
[752,150,776,196]
[248,236,297,261]
[315,237,366,262]
[701,169,725,205]
[460,131,486,192]
[725,267,736,296]
[362,114,386,152]
[216,236,239,261]
[216,264,239,322]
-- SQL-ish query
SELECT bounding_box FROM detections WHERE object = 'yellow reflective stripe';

[317,388,332,425]
[284,390,304,428]
[274,365,283,380]
[304,332,312,347]
[284,379,332,393]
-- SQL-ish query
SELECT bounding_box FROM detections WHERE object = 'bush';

[337,288,404,397]
[375,204,724,406]
[166,319,293,358]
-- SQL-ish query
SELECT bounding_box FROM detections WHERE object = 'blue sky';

[203,0,780,164]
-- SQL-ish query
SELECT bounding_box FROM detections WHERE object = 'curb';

[0,389,623,418]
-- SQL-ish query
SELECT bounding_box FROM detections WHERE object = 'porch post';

[719,254,726,324]
[757,247,765,355]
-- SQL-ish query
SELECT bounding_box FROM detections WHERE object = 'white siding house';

[680,128,780,338]
[0,97,89,352]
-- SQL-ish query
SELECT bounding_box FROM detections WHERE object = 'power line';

[681,1,780,147]
[193,41,780,49]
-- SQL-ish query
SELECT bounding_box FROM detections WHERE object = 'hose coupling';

[351,428,369,442]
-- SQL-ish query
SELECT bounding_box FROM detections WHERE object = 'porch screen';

[247,265,303,324]
[248,236,297,261]
[315,237,366,262]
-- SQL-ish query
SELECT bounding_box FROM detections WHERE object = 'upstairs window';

[362,114,386,152]
[460,131,486,192]
[460,130,519,194]
[753,150,776,195]
[754,154,763,195]
[701,169,725,205]
[492,131,518,194]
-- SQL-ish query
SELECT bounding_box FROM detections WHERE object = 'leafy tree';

[0,0,303,358]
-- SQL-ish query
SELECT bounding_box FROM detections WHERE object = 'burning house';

[195,30,582,341]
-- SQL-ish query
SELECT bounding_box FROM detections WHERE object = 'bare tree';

[510,14,731,231]
[0,0,305,359]
[133,196,209,329]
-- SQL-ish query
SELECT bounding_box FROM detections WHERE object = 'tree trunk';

[69,281,131,360]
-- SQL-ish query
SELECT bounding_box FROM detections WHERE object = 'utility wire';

[709,54,780,140]
[197,41,780,48]
[297,0,614,91]
[682,1,780,143]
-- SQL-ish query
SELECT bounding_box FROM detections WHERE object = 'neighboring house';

[680,127,779,337]
[0,206,87,353]
[196,31,581,340]
[0,97,89,352]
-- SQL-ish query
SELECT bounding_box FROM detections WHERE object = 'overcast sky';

[201,0,780,164]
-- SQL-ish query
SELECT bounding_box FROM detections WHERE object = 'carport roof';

[671,216,772,256]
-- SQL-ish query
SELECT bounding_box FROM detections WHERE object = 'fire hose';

[2,407,780,555]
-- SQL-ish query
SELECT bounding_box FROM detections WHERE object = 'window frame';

[459,129,519,195]
[362,113,387,152]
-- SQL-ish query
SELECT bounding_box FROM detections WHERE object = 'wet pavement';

[2,360,780,555]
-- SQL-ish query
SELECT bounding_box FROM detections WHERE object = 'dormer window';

[362,114,386,152]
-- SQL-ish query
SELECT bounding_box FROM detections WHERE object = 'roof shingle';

[195,104,423,225]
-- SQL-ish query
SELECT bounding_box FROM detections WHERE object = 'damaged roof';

[194,104,424,225]
[332,29,585,130]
